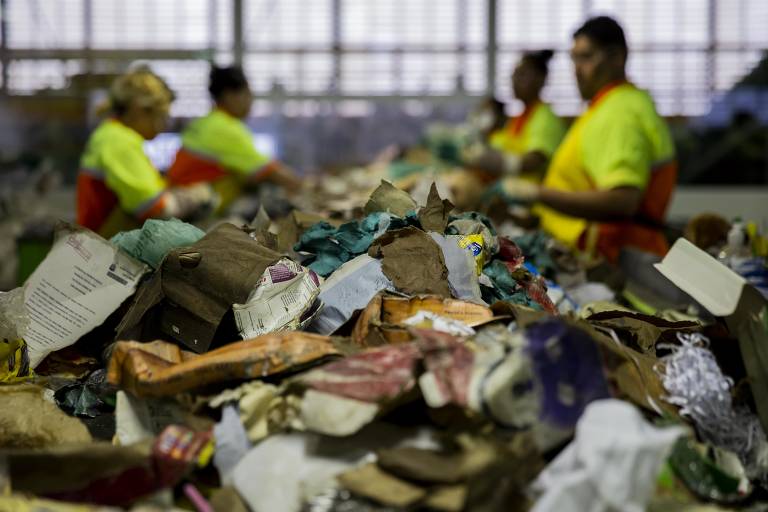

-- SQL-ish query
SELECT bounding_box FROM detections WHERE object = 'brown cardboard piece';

[418,183,454,234]
[368,227,452,297]
[108,331,340,397]
[576,318,678,417]
[338,463,427,507]
[352,293,495,346]
[364,180,418,217]
[4,441,152,496]
[116,223,283,353]
[586,310,699,355]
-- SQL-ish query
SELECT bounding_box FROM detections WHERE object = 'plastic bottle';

[719,218,750,267]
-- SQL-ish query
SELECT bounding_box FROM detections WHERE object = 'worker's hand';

[498,177,540,205]
[165,183,220,220]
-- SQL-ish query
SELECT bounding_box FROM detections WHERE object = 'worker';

[468,51,565,183]
[76,67,216,239]
[500,16,677,262]
[167,65,301,213]
[468,96,507,146]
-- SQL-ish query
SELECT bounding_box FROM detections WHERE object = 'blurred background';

[0,0,767,288]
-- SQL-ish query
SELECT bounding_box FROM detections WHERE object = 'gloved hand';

[502,153,522,176]
[500,177,540,204]
[165,183,221,220]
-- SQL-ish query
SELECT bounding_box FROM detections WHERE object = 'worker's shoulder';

[536,101,560,118]
[601,85,660,119]
[184,110,252,148]
[87,120,143,152]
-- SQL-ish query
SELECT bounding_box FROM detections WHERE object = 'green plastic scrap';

[111,218,205,269]
[388,160,427,181]
[481,260,540,309]
[667,437,749,505]
[513,231,557,277]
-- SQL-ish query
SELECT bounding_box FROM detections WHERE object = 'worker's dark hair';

[573,16,628,56]
[208,65,249,100]
[521,49,555,76]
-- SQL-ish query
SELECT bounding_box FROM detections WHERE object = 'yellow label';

[458,234,485,275]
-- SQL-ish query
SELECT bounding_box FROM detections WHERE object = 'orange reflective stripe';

[139,193,168,221]
[76,171,118,233]
[589,79,629,109]
[639,160,677,222]
[590,222,669,263]
[509,101,539,136]
[584,159,677,262]
[167,147,229,186]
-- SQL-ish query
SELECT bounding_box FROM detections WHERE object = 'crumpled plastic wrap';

[0,287,28,342]
[0,287,31,382]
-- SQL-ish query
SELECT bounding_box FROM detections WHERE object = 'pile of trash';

[1,181,767,512]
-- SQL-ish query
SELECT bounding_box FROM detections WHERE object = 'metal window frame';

[0,0,765,117]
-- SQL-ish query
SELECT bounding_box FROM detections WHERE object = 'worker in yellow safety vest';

[468,50,565,183]
[499,16,677,263]
[76,67,217,239]
[167,65,301,212]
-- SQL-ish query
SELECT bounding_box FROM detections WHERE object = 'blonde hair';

[97,66,175,117]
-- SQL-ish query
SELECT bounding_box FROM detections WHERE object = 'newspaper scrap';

[23,225,148,368]
[233,258,322,339]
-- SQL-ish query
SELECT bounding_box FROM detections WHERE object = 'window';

[0,1,766,118]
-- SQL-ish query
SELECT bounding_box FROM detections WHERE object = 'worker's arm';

[538,185,642,221]
[103,143,215,222]
[519,150,549,178]
[267,162,304,193]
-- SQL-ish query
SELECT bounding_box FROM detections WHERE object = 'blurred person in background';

[499,16,677,262]
[76,66,217,239]
[468,96,507,147]
[468,50,565,183]
[167,65,301,214]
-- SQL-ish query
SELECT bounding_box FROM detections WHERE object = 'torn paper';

[308,255,396,335]
[233,258,321,339]
[23,225,147,368]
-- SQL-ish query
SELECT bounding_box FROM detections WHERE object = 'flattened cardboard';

[352,294,494,347]
[116,224,282,352]
[107,332,340,397]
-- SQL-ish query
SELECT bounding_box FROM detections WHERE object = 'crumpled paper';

[233,258,321,339]
[369,227,451,296]
[418,183,454,234]
[116,223,283,353]
[107,332,340,397]
[0,288,31,383]
[659,332,768,481]
[429,233,484,303]
[307,255,395,335]
[364,180,418,217]
[0,384,92,448]
[530,399,685,512]
[209,380,302,443]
